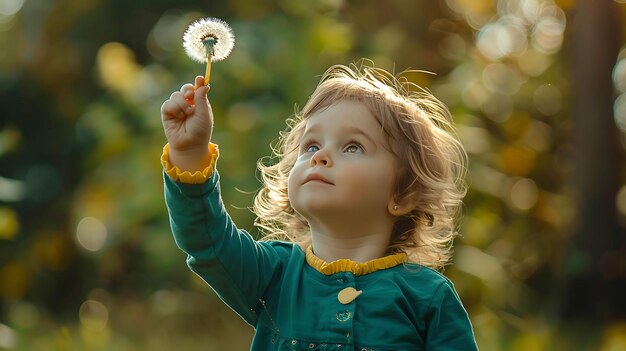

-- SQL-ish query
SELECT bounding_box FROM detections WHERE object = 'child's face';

[288,100,398,227]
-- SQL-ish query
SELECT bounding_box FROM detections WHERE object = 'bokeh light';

[516,47,553,76]
[530,8,566,54]
[510,177,539,210]
[614,47,626,136]
[79,299,110,348]
[614,94,626,132]
[612,55,626,93]
[97,42,140,93]
[7,301,39,330]
[148,10,186,60]
[616,185,626,217]
[0,323,16,349]
[79,300,109,330]
[0,175,25,203]
[482,63,524,95]
[533,83,562,115]
[477,18,528,60]
[75,217,108,252]
[0,0,24,16]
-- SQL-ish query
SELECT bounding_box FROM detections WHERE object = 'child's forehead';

[298,101,395,147]
[303,100,381,129]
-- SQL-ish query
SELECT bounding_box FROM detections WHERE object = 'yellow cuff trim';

[161,143,219,184]
[305,246,408,276]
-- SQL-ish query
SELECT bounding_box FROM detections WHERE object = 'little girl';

[160,63,478,350]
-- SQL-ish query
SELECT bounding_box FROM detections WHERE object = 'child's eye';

[301,140,319,153]
[344,142,363,153]
[306,145,319,152]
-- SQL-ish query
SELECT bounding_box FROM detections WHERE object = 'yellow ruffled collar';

[305,246,408,276]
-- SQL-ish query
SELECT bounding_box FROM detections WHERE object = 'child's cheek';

[287,160,309,212]
[286,169,298,208]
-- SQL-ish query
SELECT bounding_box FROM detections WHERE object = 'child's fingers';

[170,92,191,114]
[193,84,211,116]
[161,99,181,118]
[161,100,190,119]
[162,92,194,118]
[194,76,205,90]
[180,83,195,102]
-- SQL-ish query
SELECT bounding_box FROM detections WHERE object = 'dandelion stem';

[203,37,216,85]
[204,59,212,85]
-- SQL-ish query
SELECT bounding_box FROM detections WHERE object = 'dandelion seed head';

[183,17,235,63]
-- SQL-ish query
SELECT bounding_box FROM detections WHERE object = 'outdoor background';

[1,0,626,350]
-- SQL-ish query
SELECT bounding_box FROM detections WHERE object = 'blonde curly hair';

[253,61,467,271]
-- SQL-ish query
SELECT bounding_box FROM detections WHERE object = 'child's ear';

[388,194,416,217]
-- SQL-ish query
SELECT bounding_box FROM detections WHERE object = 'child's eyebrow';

[340,126,376,145]
[301,125,377,146]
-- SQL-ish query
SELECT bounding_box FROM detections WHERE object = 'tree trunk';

[557,0,625,322]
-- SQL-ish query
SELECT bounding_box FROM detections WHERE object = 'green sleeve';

[164,170,286,326]
[425,281,479,350]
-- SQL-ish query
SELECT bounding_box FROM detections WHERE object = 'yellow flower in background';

[600,323,626,351]
[96,42,140,93]
[0,206,19,240]
[0,261,30,299]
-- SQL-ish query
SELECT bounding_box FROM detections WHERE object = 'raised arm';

[160,77,287,325]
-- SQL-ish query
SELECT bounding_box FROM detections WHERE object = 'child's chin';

[297,203,346,219]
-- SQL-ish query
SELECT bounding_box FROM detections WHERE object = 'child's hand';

[161,76,213,171]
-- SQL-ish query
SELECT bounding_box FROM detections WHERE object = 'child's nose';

[310,149,332,167]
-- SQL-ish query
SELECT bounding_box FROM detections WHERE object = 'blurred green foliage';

[1,0,626,350]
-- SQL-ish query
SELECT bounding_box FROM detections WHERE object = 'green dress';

[163,169,478,351]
